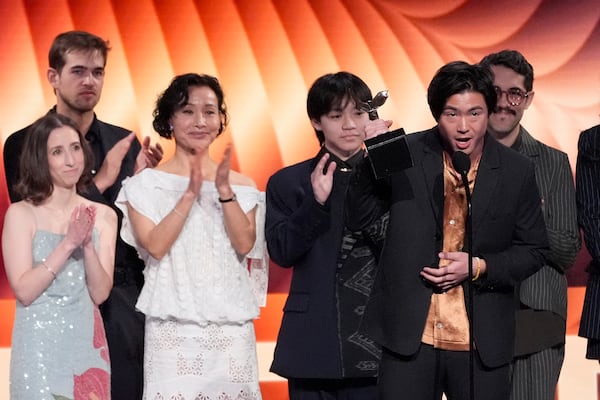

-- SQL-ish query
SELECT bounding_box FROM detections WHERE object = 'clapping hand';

[94,132,137,193]
[215,143,233,195]
[311,152,336,205]
[66,204,96,249]
[187,148,203,198]
[135,136,164,173]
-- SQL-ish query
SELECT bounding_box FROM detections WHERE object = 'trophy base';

[364,128,413,179]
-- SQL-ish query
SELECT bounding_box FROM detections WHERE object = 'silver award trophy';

[360,90,413,179]
[364,90,390,120]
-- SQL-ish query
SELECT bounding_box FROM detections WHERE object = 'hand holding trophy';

[359,90,413,179]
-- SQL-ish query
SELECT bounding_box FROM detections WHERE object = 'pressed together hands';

[65,204,96,250]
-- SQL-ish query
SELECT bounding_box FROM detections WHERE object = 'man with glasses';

[480,50,580,400]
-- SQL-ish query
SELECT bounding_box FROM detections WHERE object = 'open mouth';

[455,137,471,149]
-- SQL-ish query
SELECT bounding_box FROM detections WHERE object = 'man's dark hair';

[16,113,94,204]
[152,73,230,139]
[427,61,497,121]
[306,72,373,144]
[49,30,110,73]
[480,49,534,92]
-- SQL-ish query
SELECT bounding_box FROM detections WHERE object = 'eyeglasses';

[494,87,530,106]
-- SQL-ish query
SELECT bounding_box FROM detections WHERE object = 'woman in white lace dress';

[116,73,267,399]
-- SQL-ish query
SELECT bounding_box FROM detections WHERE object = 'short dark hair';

[152,73,229,139]
[48,31,110,73]
[16,113,94,205]
[306,72,373,144]
[427,61,497,121]
[479,49,534,91]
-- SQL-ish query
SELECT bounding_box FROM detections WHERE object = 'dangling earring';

[169,124,173,132]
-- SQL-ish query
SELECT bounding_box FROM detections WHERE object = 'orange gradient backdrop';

[1,1,600,398]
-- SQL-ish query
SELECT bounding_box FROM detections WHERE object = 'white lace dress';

[116,169,267,400]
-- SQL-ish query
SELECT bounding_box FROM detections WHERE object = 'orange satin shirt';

[422,152,480,351]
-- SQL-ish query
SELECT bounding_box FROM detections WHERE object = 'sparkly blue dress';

[9,231,110,400]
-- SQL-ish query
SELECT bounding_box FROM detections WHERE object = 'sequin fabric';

[10,231,110,400]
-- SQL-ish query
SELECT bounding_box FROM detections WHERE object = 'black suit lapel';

[472,136,501,233]
[420,131,445,231]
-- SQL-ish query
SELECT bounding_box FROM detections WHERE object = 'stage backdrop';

[1,1,600,399]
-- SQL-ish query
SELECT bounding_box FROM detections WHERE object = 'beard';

[57,91,100,114]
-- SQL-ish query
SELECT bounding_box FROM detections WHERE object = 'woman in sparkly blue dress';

[2,114,116,400]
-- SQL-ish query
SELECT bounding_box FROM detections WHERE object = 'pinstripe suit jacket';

[577,125,600,341]
[511,128,580,357]
[516,128,580,319]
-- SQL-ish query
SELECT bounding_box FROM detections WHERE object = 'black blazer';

[577,125,600,342]
[347,127,549,369]
[266,151,361,379]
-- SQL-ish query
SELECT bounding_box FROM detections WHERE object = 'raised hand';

[94,132,136,193]
[187,148,203,198]
[216,143,233,196]
[135,136,164,173]
[365,119,394,140]
[310,152,336,205]
[82,205,97,246]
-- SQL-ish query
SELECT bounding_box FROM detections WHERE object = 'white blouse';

[116,168,267,325]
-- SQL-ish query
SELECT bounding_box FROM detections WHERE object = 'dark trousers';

[288,377,378,400]
[100,283,145,400]
[510,344,564,400]
[378,344,510,400]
